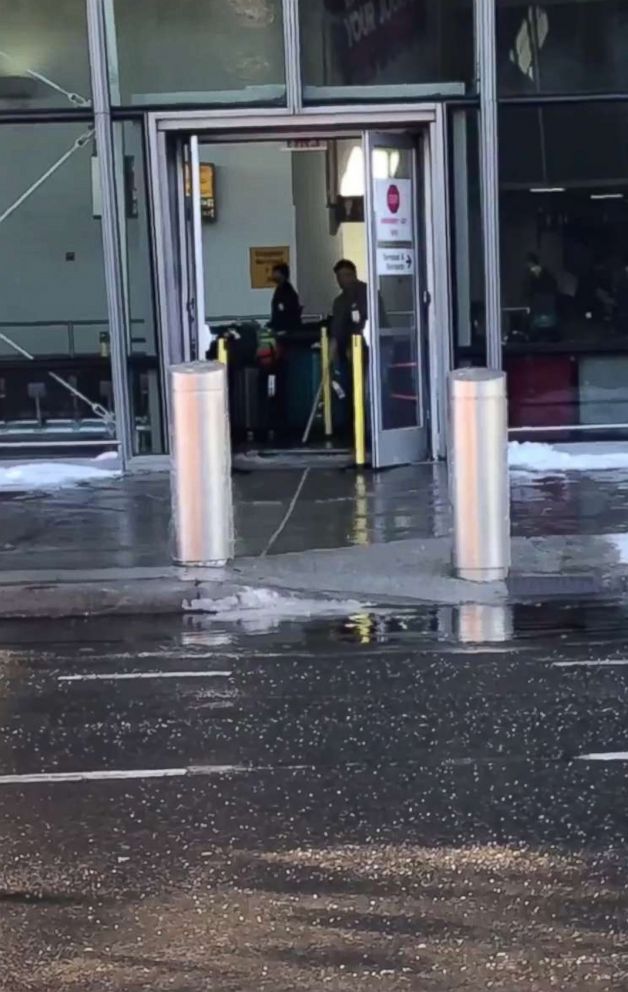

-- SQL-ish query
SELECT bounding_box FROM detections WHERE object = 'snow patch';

[509,441,628,474]
[184,586,367,632]
[0,461,119,491]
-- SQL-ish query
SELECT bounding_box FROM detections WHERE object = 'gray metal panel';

[429,105,454,459]
[476,0,502,370]
[282,0,302,113]
[153,106,437,132]
[189,135,205,360]
[86,0,132,469]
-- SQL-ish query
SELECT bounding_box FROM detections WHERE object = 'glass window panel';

[498,0,628,96]
[299,0,474,103]
[0,123,115,448]
[449,109,485,366]
[500,103,628,432]
[110,0,286,107]
[0,0,91,110]
[113,121,165,455]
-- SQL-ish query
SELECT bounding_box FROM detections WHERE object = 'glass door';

[364,131,428,467]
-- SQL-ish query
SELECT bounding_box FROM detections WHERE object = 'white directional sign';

[377,247,415,276]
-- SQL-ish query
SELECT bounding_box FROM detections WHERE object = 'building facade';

[1,1,626,467]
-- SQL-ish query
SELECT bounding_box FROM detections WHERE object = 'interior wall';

[292,150,342,317]
[200,143,297,322]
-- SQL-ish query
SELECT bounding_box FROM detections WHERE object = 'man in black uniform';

[330,258,368,358]
[269,263,302,332]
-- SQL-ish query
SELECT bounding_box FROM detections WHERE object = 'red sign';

[386,184,400,214]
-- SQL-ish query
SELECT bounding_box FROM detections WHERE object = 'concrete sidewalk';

[1,462,628,617]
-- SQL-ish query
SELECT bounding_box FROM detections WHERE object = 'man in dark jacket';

[330,258,368,357]
[269,263,302,332]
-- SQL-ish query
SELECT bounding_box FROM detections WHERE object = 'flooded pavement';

[0,604,627,990]
[5,463,628,573]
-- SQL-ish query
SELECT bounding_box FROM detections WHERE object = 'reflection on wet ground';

[4,464,628,570]
[0,604,627,990]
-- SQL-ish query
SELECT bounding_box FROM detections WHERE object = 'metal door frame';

[363,130,427,467]
[146,105,452,460]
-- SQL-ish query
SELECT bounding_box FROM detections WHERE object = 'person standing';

[329,258,368,359]
[269,263,302,332]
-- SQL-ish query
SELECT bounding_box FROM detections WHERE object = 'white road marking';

[58,671,232,683]
[0,764,308,785]
[577,752,628,761]
[554,660,628,668]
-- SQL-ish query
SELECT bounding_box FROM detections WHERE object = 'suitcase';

[230,366,270,440]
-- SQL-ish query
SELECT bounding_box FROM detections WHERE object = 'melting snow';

[185,586,367,632]
[509,441,628,474]
[0,460,119,491]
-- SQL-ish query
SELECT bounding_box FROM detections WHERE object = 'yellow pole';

[352,333,366,467]
[217,337,228,365]
[320,325,333,438]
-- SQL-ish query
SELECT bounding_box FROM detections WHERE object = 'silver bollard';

[449,368,510,582]
[170,361,234,566]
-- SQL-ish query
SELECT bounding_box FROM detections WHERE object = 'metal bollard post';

[449,368,510,582]
[170,361,234,566]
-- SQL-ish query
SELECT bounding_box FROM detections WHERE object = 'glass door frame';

[364,130,428,467]
[146,104,453,461]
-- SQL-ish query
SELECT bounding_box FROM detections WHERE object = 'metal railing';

[0,319,148,357]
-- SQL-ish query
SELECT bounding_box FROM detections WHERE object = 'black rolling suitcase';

[231,366,270,440]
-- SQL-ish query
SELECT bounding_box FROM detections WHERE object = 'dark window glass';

[498,1,628,96]
[500,103,628,431]
[299,0,474,102]
[110,0,286,107]
[0,0,91,110]
[449,109,485,365]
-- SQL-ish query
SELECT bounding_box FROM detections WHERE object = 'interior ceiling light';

[590,193,624,200]
[529,186,565,193]
[228,0,275,27]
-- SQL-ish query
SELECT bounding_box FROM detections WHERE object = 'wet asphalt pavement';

[1,604,628,990]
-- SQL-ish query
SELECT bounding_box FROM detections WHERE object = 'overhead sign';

[375,178,413,243]
[283,139,328,151]
[377,247,415,276]
[250,246,290,290]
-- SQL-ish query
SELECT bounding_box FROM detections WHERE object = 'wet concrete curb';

[0,532,626,618]
[0,578,251,620]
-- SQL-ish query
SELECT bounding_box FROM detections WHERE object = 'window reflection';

[500,105,628,429]
[300,0,473,101]
[110,0,286,107]
[498,0,628,95]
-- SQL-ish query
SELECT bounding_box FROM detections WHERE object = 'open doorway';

[152,118,437,469]
[195,137,368,465]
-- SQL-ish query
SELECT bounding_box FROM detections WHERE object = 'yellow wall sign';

[249,246,290,289]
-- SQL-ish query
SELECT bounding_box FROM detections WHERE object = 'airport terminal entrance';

[149,109,450,468]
